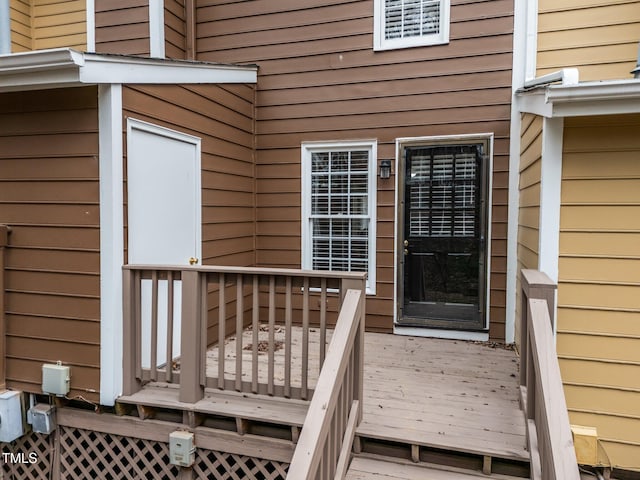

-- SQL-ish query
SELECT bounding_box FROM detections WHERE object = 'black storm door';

[400,144,486,330]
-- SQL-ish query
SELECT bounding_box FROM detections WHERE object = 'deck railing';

[123,265,366,404]
[287,287,364,480]
[519,269,580,480]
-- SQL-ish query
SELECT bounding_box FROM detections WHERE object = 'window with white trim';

[302,142,377,294]
[373,0,450,51]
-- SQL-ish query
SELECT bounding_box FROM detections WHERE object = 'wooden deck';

[119,328,528,475]
[346,457,523,479]
[357,333,528,463]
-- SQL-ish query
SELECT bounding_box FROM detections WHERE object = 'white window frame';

[373,0,450,51]
[301,140,377,295]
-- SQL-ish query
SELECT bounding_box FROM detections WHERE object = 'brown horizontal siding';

[196,0,514,338]
[0,86,100,401]
[95,0,150,56]
[558,114,640,470]
[165,0,187,59]
[537,0,640,81]
[10,0,32,52]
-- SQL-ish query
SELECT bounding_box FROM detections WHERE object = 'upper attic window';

[374,0,450,51]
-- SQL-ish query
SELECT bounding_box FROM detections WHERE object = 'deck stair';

[346,456,527,480]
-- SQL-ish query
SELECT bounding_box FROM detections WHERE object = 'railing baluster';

[134,270,142,382]
[235,274,244,392]
[320,278,327,371]
[218,273,226,389]
[268,275,276,396]
[284,277,292,398]
[252,275,259,394]
[150,271,159,381]
[165,271,174,382]
[123,269,140,395]
[302,277,309,400]
[200,273,208,386]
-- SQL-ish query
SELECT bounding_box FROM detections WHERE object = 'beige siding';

[10,0,32,52]
[515,114,542,348]
[0,87,100,401]
[537,0,640,81]
[96,0,150,56]
[196,0,514,337]
[165,0,186,59]
[32,0,87,50]
[558,114,640,470]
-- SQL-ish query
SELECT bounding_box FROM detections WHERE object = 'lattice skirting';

[1,431,53,480]
[3,426,289,480]
[193,450,288,480]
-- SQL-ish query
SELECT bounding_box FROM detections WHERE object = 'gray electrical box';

[169,431,195,467]
[27,404,56,435]
[0,391,25,442]
[42,363,70,396]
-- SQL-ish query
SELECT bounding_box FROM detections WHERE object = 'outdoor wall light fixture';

[379,159,392,179]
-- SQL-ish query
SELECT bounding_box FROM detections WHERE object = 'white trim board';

[393,133,494,335]
[0,48,257,92]
[98,84,124,406]
[394,325,489,342]
[86,0,96,52]
[149,0,165,58]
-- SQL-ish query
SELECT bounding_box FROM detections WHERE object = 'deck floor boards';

[357,333,528,462]
[346,457,523,480]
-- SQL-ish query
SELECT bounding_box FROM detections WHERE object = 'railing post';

[180,269,205,403]
[341,275,366,423]
[520,270,557,389]
[122,268,142,395]
[0,225,9,390]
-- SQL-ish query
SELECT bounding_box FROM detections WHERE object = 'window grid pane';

[310,150,370,274]
[385,0,441,40]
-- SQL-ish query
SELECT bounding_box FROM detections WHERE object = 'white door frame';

[393,134,494,342]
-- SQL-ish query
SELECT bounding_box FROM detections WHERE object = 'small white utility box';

[27,404,56,435]
[0,391,24,442]
[169,431,195,467]
[42,363,70,396]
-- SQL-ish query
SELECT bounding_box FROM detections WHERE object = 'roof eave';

[0,48,258,92]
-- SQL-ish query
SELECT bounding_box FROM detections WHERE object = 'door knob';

[403,239,409,247]
[404,249,409,256]
[189,257,199,265]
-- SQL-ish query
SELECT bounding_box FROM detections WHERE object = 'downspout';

[0,0,11,54]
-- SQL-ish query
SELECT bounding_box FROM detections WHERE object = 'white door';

[127,119,202,369]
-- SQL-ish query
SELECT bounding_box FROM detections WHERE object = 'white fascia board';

[0,48,257,92]
[80,54,257,84]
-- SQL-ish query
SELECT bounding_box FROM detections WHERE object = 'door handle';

[403,239,409,247]
[189,257,199,265]
[404,248,409,256]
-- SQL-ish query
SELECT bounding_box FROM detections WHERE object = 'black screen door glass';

[401,144,484,329]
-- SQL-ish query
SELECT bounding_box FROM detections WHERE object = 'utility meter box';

[0,391,25,442]
[169,431,195,467]
[27,404,56,435]
[42,363,70,396]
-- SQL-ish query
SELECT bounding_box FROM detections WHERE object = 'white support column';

[538,117,564,338]
[99,84,124,406]
[538,117,564,283]
[149,0,165,58]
